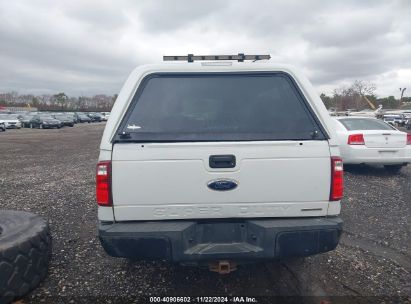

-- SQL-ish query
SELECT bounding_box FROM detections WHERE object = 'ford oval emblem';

[207,179,238,191]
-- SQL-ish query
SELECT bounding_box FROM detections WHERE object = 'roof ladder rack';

[163,53,271,63]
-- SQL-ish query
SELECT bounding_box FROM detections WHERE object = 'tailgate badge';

[207,179,238,191]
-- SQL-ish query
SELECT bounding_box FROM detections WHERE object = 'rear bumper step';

[99,217,343,262]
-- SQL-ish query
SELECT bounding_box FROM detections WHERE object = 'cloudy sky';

[0,0,410,97]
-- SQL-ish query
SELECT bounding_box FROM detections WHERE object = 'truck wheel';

[0,210,52,304]
[384,165,403,173]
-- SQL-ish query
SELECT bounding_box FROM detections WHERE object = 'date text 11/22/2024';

[149,296,258,303]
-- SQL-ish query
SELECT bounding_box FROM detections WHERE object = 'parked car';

[403,111,411,120]
[20,113,37,128]
[383,116,396,126]
[52,114,75,127]
[100,112,110,121]
[334,117,411,172]
[65,113,78,123]
[0,114,22,129]
[76,114,92,123]
[0,122,5,132]
[29,115,62,129]
[96,55,344,272]
[88,113,103,122]
[383,114,407,127]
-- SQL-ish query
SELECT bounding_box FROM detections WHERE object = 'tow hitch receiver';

[208,260,237,274]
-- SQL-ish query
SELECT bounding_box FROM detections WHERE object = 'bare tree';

[331,80,377,110]
[352,80,376,96]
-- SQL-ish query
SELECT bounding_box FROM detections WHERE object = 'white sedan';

[0,114,22,129]
[333,116,411,172]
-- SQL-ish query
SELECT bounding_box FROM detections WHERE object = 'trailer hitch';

[208,260,237,274]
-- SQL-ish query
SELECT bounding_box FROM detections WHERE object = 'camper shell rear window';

[114,72,327,142]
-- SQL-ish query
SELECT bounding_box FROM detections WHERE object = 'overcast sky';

[0,0,410,97]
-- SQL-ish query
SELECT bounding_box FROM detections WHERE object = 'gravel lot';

[0,124,410,303]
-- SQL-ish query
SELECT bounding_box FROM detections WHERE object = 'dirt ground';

[0,124,410,303]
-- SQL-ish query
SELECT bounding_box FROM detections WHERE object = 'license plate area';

[378,150,398,155]
[181,222,264,256]
[190,222,247,243]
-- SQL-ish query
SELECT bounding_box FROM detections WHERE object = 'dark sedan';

[88,113,103,122]
[77,114,92,123]
[29,115,62,129]
[20,113,37,128]
[53,114,75,127]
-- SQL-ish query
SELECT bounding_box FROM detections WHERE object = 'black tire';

[0,210,52,304]
[384,165,403,173]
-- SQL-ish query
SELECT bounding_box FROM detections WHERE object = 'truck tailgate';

[111,141,331,221]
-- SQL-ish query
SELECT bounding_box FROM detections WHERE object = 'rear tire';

[384,165,403,173]
[0,210,52,304]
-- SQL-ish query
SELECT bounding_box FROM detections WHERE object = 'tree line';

[0,92,118,111]
[1,81,409,112]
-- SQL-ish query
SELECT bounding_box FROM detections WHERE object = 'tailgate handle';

[209,155,236,168]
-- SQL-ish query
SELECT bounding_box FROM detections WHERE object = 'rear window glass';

[116,73,325,142]
[338,118,394,131]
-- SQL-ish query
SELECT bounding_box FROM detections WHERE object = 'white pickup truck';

[97,54,343,272]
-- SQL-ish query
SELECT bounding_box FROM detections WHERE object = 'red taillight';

[330,156,344,201]
[96,161,112,206]
[407,133,411,145]
[347,133,365,145]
